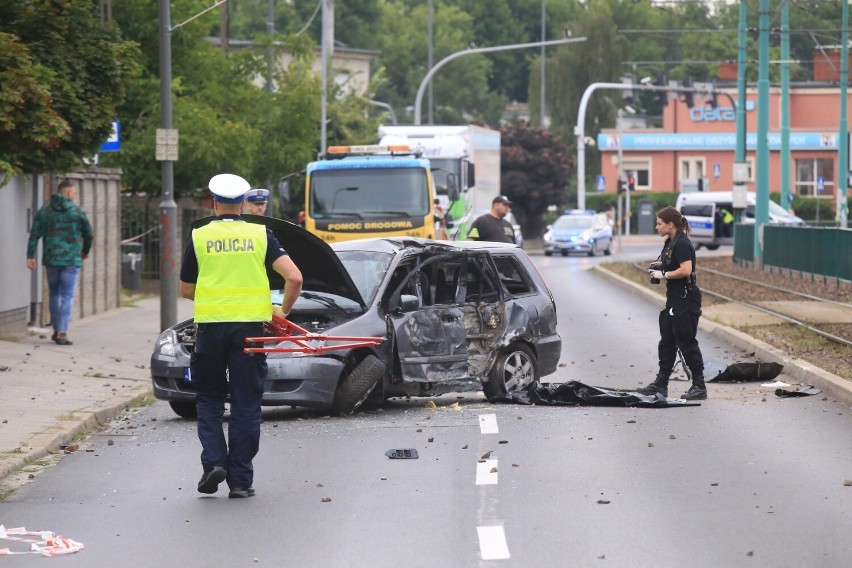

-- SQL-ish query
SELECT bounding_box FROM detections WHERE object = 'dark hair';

[657,206,691,234]
[57,179,76,194]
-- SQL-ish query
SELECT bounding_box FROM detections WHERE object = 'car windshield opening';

[336,250,394,305]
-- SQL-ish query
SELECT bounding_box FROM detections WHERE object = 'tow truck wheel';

[330,355,385,416]
[483,343,538,401]
[169,401,197,419]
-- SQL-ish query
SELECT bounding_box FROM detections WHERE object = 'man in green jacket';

[26,180,94,345]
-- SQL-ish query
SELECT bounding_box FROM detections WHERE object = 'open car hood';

[190,215,366,309]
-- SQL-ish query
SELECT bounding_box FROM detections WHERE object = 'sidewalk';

[0,295,193,481]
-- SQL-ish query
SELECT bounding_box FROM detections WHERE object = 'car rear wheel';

[544,251,553,257]
[330,355,385,416]
[483,343,538,401]
[169,401,197,419]
[561,250,569,257]
[706,244,720,250]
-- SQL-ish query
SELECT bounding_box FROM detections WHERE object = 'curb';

[592,264,852,408]
[0,388,152,483]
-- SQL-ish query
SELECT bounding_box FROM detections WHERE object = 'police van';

[676,191,805,250]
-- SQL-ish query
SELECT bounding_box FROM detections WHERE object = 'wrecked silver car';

[151,217,561,418]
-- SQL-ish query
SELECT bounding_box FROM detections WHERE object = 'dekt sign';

[689,100,755,122]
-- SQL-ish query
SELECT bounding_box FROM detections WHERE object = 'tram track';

[629,261,852,349]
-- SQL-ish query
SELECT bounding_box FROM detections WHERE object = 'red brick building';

[598,84,851,201]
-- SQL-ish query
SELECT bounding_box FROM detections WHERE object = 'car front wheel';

[169,401,197,419]
[483,343,538,401]
[330,355,385,416]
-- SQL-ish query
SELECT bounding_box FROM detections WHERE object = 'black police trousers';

[658,307,704,379]
[190,321,267,490]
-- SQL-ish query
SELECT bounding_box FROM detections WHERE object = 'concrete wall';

[0,175,38,336]
[0,169,122,337]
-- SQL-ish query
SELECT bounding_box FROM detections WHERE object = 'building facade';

[598,86,851,202]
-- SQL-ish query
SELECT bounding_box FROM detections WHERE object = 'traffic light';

[655,76,668,107]
[681,77,694,108]
[617,178,626,194]
[628,176,636,191]
[621,73,636,104]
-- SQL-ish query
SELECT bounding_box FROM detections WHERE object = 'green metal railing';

[733,223,754,262]
[733,225,851,281]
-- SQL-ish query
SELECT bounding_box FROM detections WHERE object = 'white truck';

[378,125,501,239]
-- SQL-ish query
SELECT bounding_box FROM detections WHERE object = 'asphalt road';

[3,242,850,567]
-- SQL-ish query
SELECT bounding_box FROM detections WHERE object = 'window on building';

[679,158,705,182]
[623,159,651,189]
[795,158,834,198]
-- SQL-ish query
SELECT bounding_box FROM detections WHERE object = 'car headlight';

[154,329,178,357]
[543,231,553,243]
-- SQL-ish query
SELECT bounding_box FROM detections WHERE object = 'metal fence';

[733,223,851,282]
[121,197,211,281]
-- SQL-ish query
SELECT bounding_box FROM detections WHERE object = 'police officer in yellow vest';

[180,174,302,498]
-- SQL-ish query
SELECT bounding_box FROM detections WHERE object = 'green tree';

[374,0,505,126]
[501,121,571,238]
[0,0,138,177]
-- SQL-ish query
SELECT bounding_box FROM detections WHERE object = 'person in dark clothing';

[26,179,94,346]
[180,173,303,498]
[468,195,516,243]
[637,206,707,401]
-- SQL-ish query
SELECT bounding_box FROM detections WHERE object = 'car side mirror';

[398,294,421,312]
[446,174,460,202]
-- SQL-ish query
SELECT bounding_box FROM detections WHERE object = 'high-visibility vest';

[191,220,271,322]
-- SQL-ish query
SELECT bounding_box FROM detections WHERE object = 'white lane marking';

[479,413,499,434]
[477,525,511,560]
[476,459,499,485]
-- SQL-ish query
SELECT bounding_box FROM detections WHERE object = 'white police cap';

[245,188,270,203]
[209,173,251,202]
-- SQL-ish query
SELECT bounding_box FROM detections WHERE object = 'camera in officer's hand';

[647,262,663,284]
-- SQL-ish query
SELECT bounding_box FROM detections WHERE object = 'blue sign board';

[713,163,721,179]
[596,175,606,193]
[100,121,120,152]
[817,176,825,193]
[598,132,838,151]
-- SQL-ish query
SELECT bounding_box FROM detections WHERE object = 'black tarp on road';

[493,381,700,408]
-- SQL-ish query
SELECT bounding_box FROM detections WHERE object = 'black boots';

[680,376,707,400]
[637,374,669,398]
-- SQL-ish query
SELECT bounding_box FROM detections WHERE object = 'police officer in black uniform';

[180,174,303,498]
[637,206,707,400]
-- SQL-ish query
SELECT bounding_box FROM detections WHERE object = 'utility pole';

[427,0,433,125]
[157,0,227,331]
[540,0,546,128]
[158,0,177,332]
[320,0,334,154]
[754,0,770,265]
[780,2,791,210]
[838,0,849,228]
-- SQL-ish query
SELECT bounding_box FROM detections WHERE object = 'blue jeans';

[45,266,80,334]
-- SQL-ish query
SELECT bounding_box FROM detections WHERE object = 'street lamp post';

[413,37,586,126]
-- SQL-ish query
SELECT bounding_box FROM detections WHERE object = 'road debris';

[0,525,83,556]
[385,448,418,459]
[775,385,822,398]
